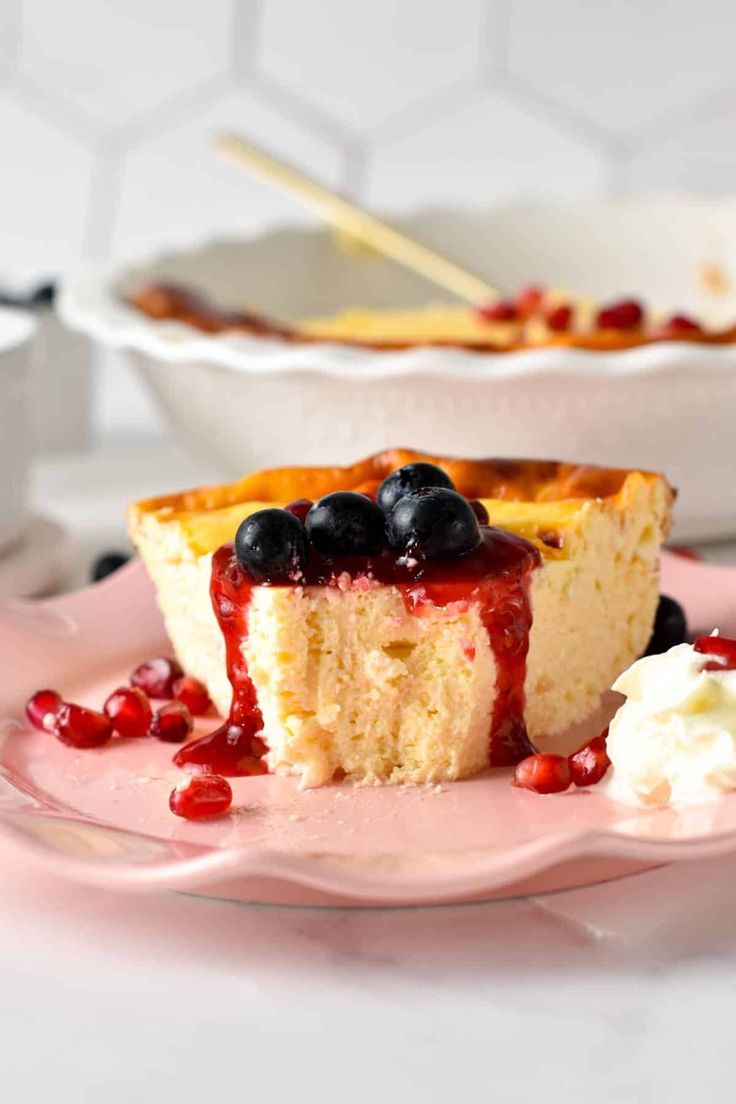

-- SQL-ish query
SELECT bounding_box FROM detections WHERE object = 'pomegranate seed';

[657,313,702,338]
[469,498,489,525]
[25,689,62,732]
[569,733,611,787]
[285,499,312,524]
[545,304,573,332]
[104,686,152,738]
[476,299,517,323]
[596,299,644,330]
[172,676,211,716]
[55,703,113,749]
[513,753,571,794]
[130,656,183,699]
[169,774,232,820]
[151,701,193,743]
[669,545,701,563]
[514,284,545,319]
[694,635,736,671]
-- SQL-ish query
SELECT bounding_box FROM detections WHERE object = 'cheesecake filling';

[175,527,540,785]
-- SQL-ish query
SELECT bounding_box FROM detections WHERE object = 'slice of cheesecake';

[128,450,673,786]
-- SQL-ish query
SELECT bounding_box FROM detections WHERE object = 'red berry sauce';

[55,703,113,749]
[173,676,212,716]
[285,499,313,524]
[25,689,62,732]
[175,721,269,776]
[169,774,233,820]
[177,527,541,777]
[104,686,152,738]
[513,753,572,794]
[131,656,183,699]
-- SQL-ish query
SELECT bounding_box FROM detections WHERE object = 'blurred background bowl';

[0,306,38,553]
[61,198,736,542]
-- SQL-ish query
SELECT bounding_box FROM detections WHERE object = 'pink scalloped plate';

[2,551,736,908]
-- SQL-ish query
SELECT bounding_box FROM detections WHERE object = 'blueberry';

[305,492,386,555]
[376,462,455,515]
[469,498,489,525]
[388,487,481,560]
[644,595,688,656]
[91,551,130,582]
[235,509,308,581]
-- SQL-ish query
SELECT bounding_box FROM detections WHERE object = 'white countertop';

[3,446,736,1102]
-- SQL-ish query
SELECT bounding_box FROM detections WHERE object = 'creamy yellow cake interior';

[129,451,672,786]
[245,584,495,787]
[298,297,597,345]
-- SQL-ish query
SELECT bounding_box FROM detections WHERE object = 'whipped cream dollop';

[607,638,736,807]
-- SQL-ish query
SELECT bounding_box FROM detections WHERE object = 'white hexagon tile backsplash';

[259,0,491,133]
[1,0,736,444]
[17,0,234,129]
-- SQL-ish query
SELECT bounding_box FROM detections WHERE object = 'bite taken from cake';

[128,450,673,789]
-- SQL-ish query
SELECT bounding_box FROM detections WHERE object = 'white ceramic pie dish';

[61,199,736,541]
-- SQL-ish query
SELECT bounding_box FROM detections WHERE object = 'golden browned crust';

[130,283,736,353]
[132,447,673,522]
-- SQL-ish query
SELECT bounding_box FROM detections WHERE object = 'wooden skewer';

[215,131,498,306]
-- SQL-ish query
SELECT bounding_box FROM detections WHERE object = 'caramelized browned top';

[130,283,736,353]
[130,284,294,338]
[134,447,669,520]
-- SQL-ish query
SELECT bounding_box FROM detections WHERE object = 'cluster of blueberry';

[234,462,488,583]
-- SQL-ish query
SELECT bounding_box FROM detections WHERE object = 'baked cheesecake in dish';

[129,450,673,787]
[131,282,736,351]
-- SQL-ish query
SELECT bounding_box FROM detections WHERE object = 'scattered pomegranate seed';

[513,753,572,794]
[469,498,489,525]
[104,686,152,738]
[569,733,611,787]
[55,703,113,749]
[514,284,545,319]
[130,656,183,699]
[669,545,702,562]
[25,689,62,732]
[285,499,312,524]
[545,304,573,332]
[694,635,736,671]
[169,774,233,820]
[172,676,211,716]
[656,313,703,339]
[596,299,644,331]
[151,701,193,743]
[476,299,517,323]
